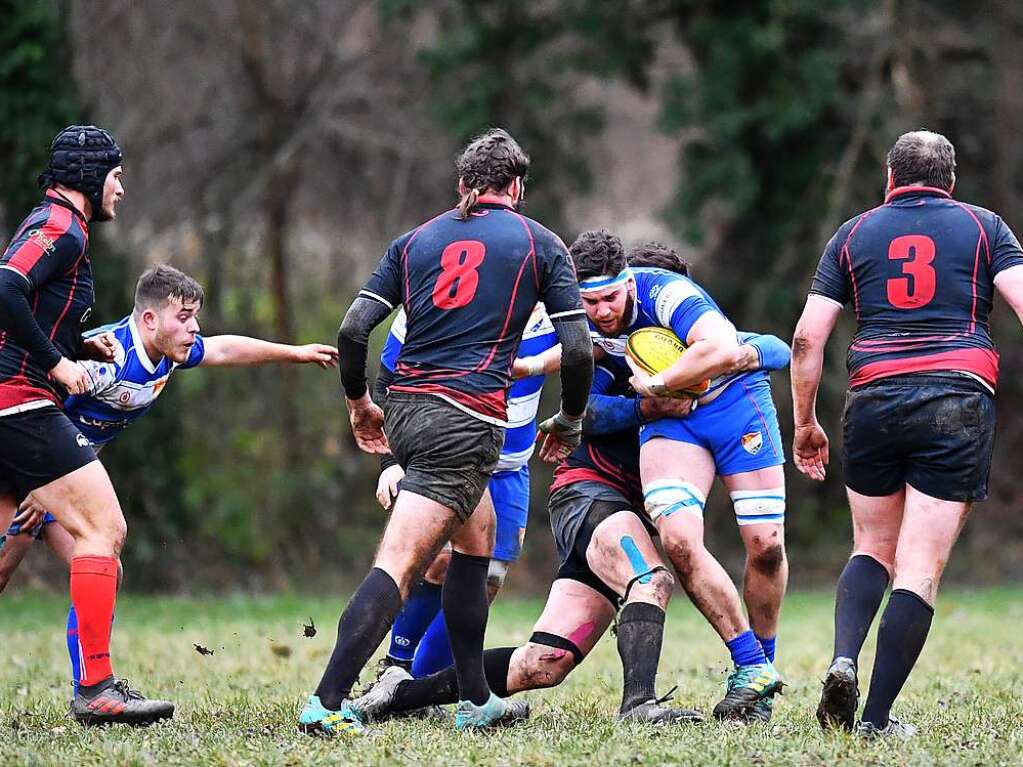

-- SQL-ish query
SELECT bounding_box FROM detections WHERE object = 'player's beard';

[594,292,633,338]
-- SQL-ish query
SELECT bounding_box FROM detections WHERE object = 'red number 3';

[432,240,486,309]
[887,235,936,309]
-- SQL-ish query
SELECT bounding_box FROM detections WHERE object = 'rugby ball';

[624,327,710,398]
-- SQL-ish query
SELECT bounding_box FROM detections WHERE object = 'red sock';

[70,556,118,687]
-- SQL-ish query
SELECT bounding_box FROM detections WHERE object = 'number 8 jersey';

[360,201,582,425]
[810,186,1023,390]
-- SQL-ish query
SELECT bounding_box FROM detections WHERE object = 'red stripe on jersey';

[586,444,630,487]
[849,347,999,389]
[509,210,540,291]
[0,375,61,410]
[48,270,78,342]
[7,204,73,278]
[949,200,991,334]
[840,207,881,319]
[550,467,629,498]
[401,211,451,307]
[387,382,507,420]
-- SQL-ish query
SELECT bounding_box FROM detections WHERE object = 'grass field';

[0,589,1020,766]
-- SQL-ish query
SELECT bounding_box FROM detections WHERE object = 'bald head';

[886,130,956,191]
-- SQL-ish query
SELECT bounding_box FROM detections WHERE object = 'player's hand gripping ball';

[624,327,710,399]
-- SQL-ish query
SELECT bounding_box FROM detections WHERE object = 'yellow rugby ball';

[624,327,710,398]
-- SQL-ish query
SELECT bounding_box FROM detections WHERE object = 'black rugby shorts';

[0,406,98,503]
[384,391,503,522]
[842,374,995,502]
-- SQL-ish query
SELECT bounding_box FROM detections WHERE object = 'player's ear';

[948,172,955,194]
[885,165,894,193]
[457,177,468,196]
[141,307,158,331]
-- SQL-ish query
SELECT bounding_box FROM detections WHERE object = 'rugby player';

[347,332,789,724]
[299,129,593,736]
[571,231,791,722]
[375,303,558,677]
[0,125,174,725]
[0,264,338,691]
[791,131,1023,738]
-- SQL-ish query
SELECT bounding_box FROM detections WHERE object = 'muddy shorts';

[384,392,503,522]
[548,480,652,607]
[842,373,995,502]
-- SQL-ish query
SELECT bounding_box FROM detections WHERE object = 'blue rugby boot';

[712,661,783,722]
[298,694,365,738]
[454,693,529,731]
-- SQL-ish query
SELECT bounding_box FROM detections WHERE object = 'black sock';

[390,647,516,712]
[860,589,934,728]
[315,567,402,710]
[617,601,666,712]
[442,552,492,705]
[833,554,890,664]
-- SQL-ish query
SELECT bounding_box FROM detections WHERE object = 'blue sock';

[387,581,442,662]
[410,611,453,678]
[756,634,776,664]
[67,606,81,692]
[726,630,767,668]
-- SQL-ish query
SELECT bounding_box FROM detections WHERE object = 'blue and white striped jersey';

[65,314,206,446]
[381,303,558,471]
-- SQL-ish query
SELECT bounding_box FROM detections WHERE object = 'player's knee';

[749,542,786,577]
[519,643,575,689]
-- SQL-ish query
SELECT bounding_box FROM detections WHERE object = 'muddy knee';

[517,634,583,689]
[749,542,786,577]
[664,536,703,582]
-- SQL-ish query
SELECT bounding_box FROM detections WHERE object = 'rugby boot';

[71,677,174,726]
[712,662,783,721]
[854,715,917,740]
[748,695,773,723]
[297,694,365,738]
[618,701,704,725]
[454,693,530,731]
[816,656,859,731]
[618,685,704,725]
[350,664,412,722]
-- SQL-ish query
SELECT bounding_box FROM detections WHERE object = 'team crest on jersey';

[741,431,763,455]
[76,433,90,448]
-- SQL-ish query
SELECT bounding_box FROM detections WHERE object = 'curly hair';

[627,241,690,277]
[455,129,530,219]
[569,229,626,281]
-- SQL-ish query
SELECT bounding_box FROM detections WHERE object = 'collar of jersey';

[128,314,162,374]
[44,189,90,229]
[474,201,516,211]
[885,185,952,203]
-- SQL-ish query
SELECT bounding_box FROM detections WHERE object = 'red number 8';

[887,235,936,309]
[432,240,486,309]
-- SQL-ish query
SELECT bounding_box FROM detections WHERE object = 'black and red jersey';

[811,186,1023,389]
[0,190,92,413]
[550,364,642,507]
[360,201,583,424]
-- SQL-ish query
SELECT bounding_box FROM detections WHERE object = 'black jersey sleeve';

[809,225,852,305]
[358,239,404,311]
[990,215,1023,277]
[0,269,62,370]
[337,296,393,400]
[535,230,585,322]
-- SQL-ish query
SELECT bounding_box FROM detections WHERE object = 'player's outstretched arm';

[511,343,562,379]
[790,295,842,481]
[628,312,741,397]
[199,336,338,368]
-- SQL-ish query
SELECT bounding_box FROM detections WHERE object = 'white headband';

[579,267,633,294]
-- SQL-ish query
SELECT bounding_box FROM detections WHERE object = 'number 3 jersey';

[360,202,582,425]
[381,303,558,470]
[64,314,206,446]
[811,186,1023,389]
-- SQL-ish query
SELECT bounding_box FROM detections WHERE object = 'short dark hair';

[570,229,626,281]
[627,241,690,277]
[134,264,204,311]
[886,130,956,190]
[455,129,530,219]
